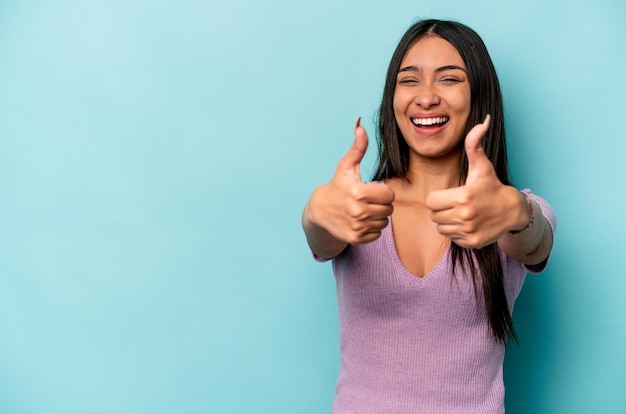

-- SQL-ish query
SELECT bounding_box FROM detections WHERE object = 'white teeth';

[412,117,448,126]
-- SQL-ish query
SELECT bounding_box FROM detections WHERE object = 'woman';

[302,19,556,413]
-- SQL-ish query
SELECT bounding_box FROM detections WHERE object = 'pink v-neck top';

[315,190,556,414]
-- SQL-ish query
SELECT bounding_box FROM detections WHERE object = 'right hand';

[306,117,395,245]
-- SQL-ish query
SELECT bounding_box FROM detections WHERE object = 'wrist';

[509,192,534,235]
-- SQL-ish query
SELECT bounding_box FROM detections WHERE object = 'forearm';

[302,201,348,259]
[497,197,553,265]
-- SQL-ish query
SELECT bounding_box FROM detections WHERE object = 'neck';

[393,153,464,203]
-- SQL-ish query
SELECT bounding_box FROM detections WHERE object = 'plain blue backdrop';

[1,0,625,413]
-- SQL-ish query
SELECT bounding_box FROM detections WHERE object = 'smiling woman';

[393,36,471,162]
[301,19,556,414]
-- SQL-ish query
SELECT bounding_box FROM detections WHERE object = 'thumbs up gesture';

[303,118,395,257]
[425,115,526,249]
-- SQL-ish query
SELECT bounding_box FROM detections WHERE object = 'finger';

[367,216,391,230]
[465,114,490,153]
[353,230,385,244]
[429,208,458,226]
[337,116,369,180]
[424,187,462,212]
[465,114,491,175]
[433,223,459,237]
[360,218,392,240]
[362,203,394,221]
[362,182,395,205]
[433,223,474,247]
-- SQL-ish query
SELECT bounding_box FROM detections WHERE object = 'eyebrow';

[398,65,467,74]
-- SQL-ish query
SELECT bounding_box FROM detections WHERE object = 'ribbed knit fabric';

[316,190,556,414]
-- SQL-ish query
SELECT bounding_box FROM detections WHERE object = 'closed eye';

[398,78,419,85]
[440,78,462,84]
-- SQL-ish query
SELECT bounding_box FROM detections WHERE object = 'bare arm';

[302,118,394,259]
[302,196,349,259]
[426,116,555,264]
[497,194,554,265]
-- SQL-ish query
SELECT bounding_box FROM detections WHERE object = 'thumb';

[465,114,491,179]
[337,116,369,180]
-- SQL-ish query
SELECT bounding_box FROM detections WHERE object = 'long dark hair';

[373,19,517,343]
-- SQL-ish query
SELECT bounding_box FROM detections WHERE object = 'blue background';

[1,0,624,413]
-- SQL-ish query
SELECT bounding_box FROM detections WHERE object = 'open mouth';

[411,116,449,128]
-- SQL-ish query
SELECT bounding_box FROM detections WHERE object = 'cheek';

[448,89,471,114]
[447,90,471,133]
[392,92,409,119]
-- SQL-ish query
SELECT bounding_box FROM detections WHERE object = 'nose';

[415,84,440,108]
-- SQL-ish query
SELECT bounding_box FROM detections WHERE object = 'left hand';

[425,115,525,249]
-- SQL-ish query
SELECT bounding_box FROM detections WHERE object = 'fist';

[426,115,525,248]
[308,117,395,244]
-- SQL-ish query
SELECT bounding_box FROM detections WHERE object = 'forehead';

[400,36,465,70]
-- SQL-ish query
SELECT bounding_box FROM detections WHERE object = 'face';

[393,36,471,163]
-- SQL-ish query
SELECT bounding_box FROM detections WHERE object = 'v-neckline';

[386,216,451,285]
